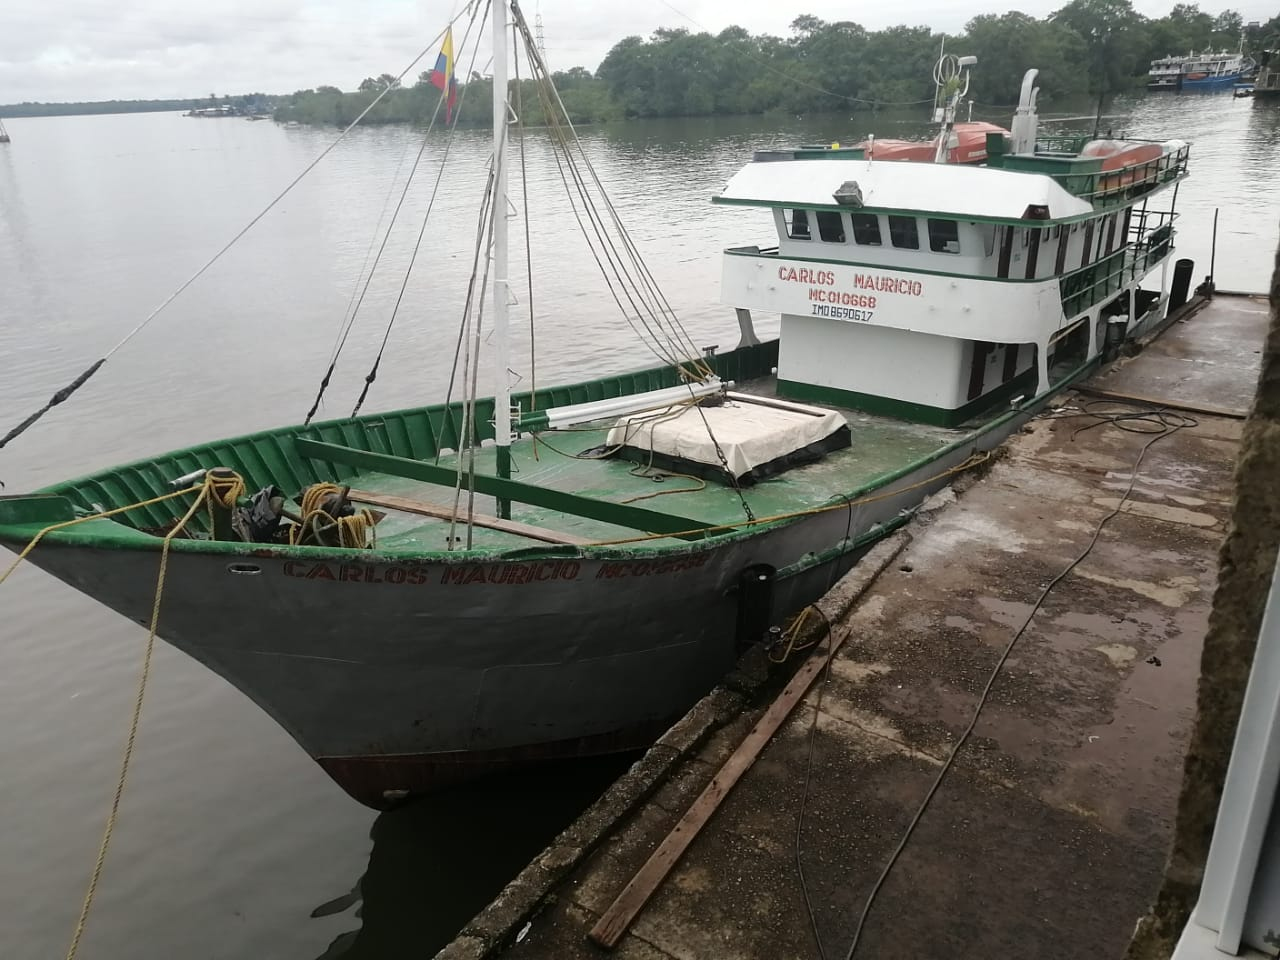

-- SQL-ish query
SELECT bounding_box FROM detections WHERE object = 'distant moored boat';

[1148,49,1250,91]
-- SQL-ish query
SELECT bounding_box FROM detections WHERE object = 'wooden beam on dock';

[346,489,591,546]
[588,628,850,949]
[1072,384,1248,420]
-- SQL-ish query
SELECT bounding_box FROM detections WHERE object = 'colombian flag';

[429,28,457,123]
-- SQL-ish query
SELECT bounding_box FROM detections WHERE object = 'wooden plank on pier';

[346,489,591,546]
[588,629,849,949]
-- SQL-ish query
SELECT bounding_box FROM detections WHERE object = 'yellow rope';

[204,471,246,536]
[29,471,243,960]
[0,485,201,587]
[62,484,212,960]
[289,483,375,549]
[769,606,817,663]
[583,450,992,547]
[0,472,250,960]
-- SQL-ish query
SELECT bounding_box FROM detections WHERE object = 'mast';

[932,52,976,163]
[492,0,512,517]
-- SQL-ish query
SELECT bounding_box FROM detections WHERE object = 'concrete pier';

[439,294,1271,960]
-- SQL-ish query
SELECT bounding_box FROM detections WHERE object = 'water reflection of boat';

[309,757,631,958]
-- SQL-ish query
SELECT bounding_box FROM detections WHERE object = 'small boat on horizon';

[0,7,1192,808]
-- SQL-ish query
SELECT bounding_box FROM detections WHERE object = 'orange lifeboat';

[1081,139,1166,191]
[857,121,1008,164]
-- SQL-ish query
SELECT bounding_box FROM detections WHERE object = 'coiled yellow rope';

[289,482,375,549]
[769,606,821,663]
[204,470,246,535]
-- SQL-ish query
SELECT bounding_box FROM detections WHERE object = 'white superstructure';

[714,69,1189,427]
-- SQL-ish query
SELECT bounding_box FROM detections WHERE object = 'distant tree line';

[271,68,615,126]
[0,92,278,119]
[6,1,1275,124]
[274,0,1277,128]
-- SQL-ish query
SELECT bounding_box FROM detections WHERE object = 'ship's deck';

[352,378,973,552]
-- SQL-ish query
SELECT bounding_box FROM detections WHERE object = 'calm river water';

[1,94,1277,959]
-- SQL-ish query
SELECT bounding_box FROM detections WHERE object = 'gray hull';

[14,420,1020,807]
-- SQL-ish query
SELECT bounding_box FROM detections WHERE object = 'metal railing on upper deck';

[1058,212,1176,317]
[1029,139,1190,207]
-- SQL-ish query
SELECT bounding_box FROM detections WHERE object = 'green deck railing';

[991,136,1189,208]
[1059,220,1174,318]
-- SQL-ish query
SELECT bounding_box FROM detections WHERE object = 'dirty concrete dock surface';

[448,294,1271,960]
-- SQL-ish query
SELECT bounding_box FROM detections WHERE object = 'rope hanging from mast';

[304,0,490,425]
[508,1,711,377]
[347,0,492,421]
[501,0,755,523]
[512,32,540,458]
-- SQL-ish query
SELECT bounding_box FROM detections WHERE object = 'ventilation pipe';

[1010,69,1041,154]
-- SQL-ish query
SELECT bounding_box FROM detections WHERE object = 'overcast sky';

[1,0,1274,103]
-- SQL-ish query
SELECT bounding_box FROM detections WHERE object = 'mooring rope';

[0,473,248,960]
[62,482,215,960]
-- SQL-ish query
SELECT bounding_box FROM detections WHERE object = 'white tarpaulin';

[605,392,849,483]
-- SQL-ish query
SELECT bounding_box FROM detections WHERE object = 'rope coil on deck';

[289,482,377,549]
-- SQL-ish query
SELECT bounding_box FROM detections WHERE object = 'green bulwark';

[778,366,1038,428]
[7,342,780,540]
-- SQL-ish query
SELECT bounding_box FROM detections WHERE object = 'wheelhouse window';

[851,214,881,246]
[888,216,920,250]
[816,211,846,243]
[787,209,811,240]
[927,218,960,254]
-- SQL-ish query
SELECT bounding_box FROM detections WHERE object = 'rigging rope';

[448,136,500,550]
[511,5,711,377]
[348,0,491,420]
[513,35,540,458]
[326,128,423,367]
[0,16,470,456]
[441,160,498,475]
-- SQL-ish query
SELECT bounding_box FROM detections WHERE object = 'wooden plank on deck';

[292,437,723,540]
[346,489,591,546]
